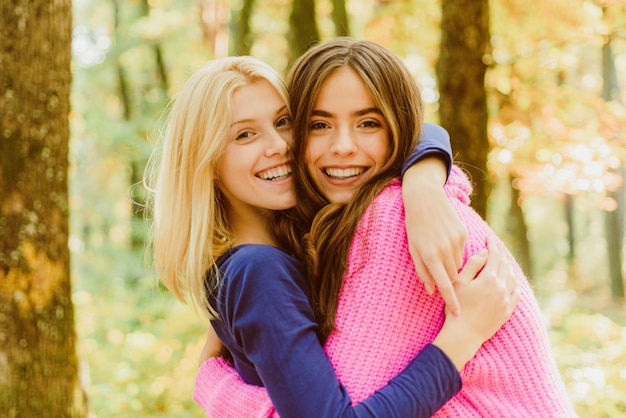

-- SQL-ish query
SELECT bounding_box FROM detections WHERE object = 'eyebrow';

[311,107,382,118]
[231,105,289,126]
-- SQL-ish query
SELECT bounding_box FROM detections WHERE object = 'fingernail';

[425,282,433,295]
[477,248,488,257]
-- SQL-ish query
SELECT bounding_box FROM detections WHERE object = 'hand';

[451,236,520,340]
[402,158,467,316]
[198,326,225,367]
[433,236,520,370]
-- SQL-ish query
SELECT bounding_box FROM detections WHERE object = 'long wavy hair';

[144,57,291,319]
[287,38,424,340]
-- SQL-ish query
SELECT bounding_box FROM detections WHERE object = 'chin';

[328,193,353,205]
[274,198,297,210]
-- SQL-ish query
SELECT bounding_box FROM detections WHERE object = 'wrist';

[402,157,447,190]
[432,320,483,370]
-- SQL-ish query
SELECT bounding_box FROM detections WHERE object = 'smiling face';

[305,67,391,204]
[216,79,295,216]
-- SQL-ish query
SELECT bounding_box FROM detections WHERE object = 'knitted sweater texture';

[193,166,577,417]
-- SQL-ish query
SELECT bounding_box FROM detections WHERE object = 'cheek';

[304,141,319,167]
[280,130,294,147]
[373,137,392,165]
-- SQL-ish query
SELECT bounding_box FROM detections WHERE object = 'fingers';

[411,248,461,316]
[439,287,460,317]
[494,246,520,313]
[453,225,467,271]
[456,248,488,285]
[411,250,435,295]
[484,235,503,275]
[486,235,520,316]
[509,284,521,313]
[431,264,460,316]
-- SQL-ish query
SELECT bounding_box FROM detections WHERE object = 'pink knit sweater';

[193,166,577,417]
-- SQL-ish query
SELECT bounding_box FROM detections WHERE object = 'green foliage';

[73,244,207,417]
[546,301,626,417]
[69,0,626,416]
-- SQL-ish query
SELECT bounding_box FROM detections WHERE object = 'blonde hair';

[144,57,289,319]
[287,38,424,340]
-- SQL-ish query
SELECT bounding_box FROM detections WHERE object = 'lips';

[257,163,292,181]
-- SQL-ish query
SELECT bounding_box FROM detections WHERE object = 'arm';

[402,123,466,316]
[204,247,461,418]
[194,358,276,418]
[195,345,460,418]
[195,244,518,417]
[401,123,452,178]
[197,326,226,367]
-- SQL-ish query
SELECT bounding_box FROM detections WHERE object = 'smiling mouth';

[324,167,366,180]
[257,164,292,181]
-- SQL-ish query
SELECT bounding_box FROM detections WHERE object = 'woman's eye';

[236,131,253,140]
[276,116,292,128]
[360,120,381,129]
[310,121,328,130]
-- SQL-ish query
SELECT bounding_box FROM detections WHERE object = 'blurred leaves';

[68,0,626,416]
[72,245,207,417]
[549,309,626,417]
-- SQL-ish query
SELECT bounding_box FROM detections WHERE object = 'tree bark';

[437,0,491,219]
[509,175,532,279]
[288,0,320,65]
[331,0,350,36]
[601,30,624,301]
[0,1,88,416]
[564,193,576,263]
[230,0,257,56]
[140,0,169,94]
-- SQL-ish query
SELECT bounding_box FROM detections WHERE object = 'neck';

[227,206,278,248]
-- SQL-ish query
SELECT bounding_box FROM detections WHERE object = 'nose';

[329,126,357,156]
[264,128,289,157]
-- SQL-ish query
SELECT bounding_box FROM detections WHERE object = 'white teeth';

[324,167,365,179]
[258,165,292,181]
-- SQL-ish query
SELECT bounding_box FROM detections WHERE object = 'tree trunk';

[605,168,625,301]
[288,0,320,65]
[508,175,532,279]
[230,0,257,56]
[140,0,169,94]
[564,193,576,263]
[437,0,491,219]
[0,1,88,416]
[601,23,624,301]
[331,0,350,36]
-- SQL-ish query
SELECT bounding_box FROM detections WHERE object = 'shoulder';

[370,179,403,208]
[219,244,306,292]
[222,244,300,267]
[220,245,302,273]
[356,179,405,236]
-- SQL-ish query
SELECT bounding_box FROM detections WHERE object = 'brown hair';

[287,38,424,340]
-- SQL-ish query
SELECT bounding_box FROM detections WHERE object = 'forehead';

[231,80,285,119]
[315,67,376,109]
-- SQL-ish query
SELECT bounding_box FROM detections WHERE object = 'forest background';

[1,0,626,417]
